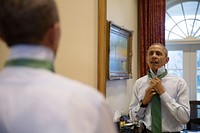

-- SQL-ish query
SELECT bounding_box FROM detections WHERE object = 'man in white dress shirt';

[0,0,117,133]
[129,43,190,132]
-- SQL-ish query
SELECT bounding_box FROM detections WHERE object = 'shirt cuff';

[137,107,146,117]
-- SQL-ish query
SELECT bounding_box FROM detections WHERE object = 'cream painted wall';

[0,40,8,68]
[56,0,98,88]
[0,0,98,88]
[106,0,138,115]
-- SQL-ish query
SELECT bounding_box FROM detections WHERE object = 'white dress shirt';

[129,67,190,132]
[0,44,117,133]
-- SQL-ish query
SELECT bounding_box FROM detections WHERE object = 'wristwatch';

[139,100,148,108]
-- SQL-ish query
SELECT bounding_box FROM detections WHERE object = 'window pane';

[183,2,198,19]
[197,70,200,100]
[167,51,183,69]
[192,20,200,37]
[165,30,170,40]
[197,50,200,68]
[168,70,183,77]
[197,90,200,100]
[195,32,200,39]
[167,4,184,23]
[186,20,195,36]
[166,51,183,77]
[176,21,188,38]
[170,24,186,39]
[165,14,176,30]
[169,32,184,40]
[197,70,200,90]
[198,105,200,118]
[196,5,200,20]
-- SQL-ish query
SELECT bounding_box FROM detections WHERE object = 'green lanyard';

[5,58,54,72]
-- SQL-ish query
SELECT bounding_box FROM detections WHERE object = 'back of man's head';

[0,0,59,47]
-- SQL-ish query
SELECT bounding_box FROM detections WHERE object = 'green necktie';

[5,58,54,72]
[151,94,162,133]
[148,69,167,133]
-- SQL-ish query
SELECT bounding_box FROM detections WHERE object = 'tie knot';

[148,69,167,79]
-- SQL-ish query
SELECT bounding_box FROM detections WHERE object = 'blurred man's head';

[0,0,60,53]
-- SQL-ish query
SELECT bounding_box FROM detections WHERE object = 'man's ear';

[165,57,169,64]
[42,22,60,54]
[48,22,60,53]
[49,23,60,44]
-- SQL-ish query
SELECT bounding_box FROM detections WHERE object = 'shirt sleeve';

[129,81,147,122]
[160,79,190,124]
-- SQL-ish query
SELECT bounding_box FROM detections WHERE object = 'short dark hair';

[148,43,168,56]
[0,0,59,47]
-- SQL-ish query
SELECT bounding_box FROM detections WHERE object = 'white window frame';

[166,40,200,100]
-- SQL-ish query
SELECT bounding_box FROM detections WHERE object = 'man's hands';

[142,87,156,106]
[141,78,165,106]
[150,78,165,95]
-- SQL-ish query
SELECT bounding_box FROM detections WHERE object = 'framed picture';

[107,21,133,80]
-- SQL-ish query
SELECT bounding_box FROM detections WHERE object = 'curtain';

[139,0,166,77]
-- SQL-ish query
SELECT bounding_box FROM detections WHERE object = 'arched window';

[165,0,200,100]
[166,0,200,40]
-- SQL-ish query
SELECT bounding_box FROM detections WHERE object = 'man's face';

[146,45,169,72]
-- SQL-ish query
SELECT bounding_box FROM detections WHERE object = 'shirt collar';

[149,66,166,78]
[8,44,54,62]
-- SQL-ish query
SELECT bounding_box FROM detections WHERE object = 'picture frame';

[107,21,133,80]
